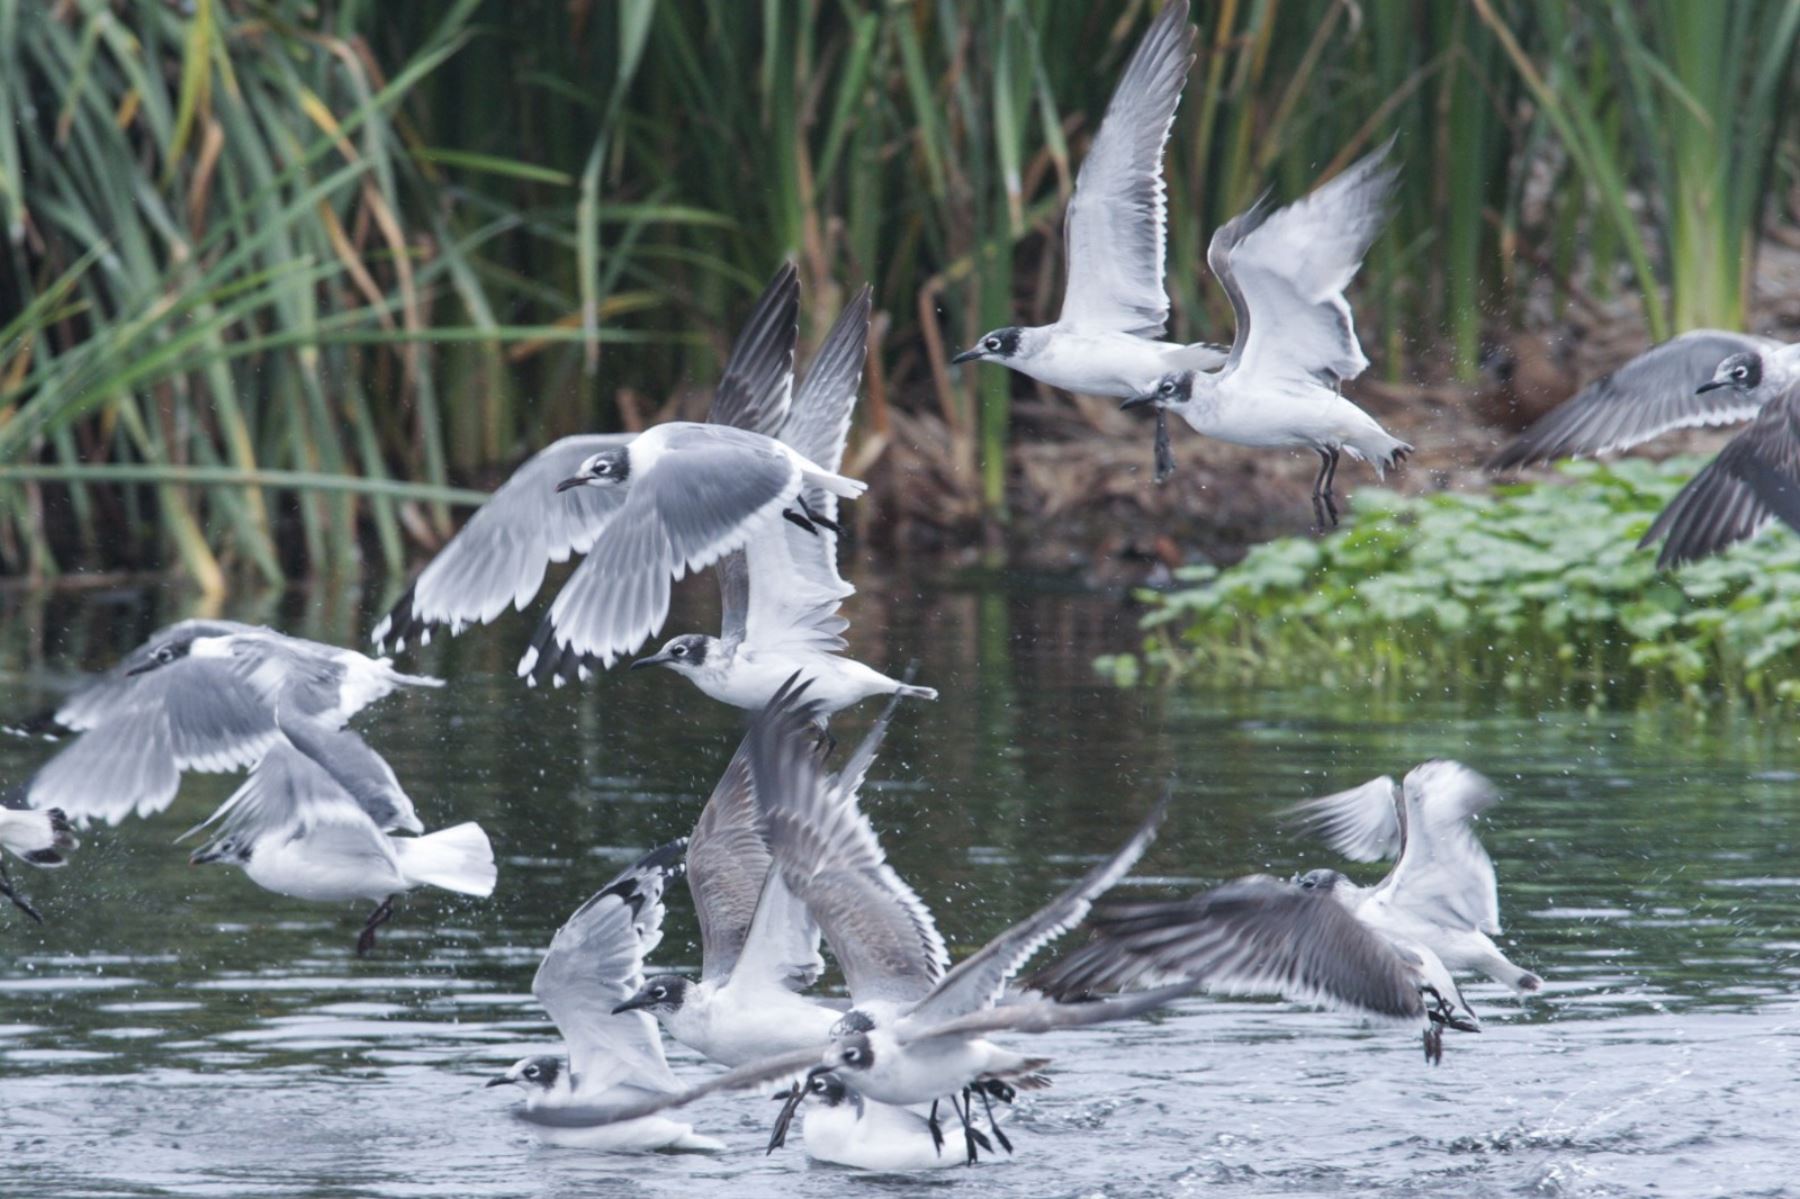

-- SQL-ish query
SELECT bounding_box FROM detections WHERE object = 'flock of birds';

[3,0,1796,1173]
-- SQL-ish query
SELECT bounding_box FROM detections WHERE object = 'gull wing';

[1029,876,1426,1025]
[185,744,399,880]
[1056,1,1196,337]
[1380,761,1503,935]
[532,841,687,1098]
[524,1045,828,1128]
[275,716,421,835]
[1282,775,1403,863]
[904,788,1168,1029]
[687,737,823,989]
[749,676,947,1007]
[1215,139,1398,385]
[1641,387,1800,569]
[1489,330,1780,470]
[899,983,1193,1047]
[522,426,803,674]
[706,263,799,437]
[371,435,634,650]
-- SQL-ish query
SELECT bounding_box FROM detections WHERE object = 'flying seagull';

[560,677,1182,1165]
[1123,141,1408,525]
[631,288,937,715]
[953,1,1220,478]
[0,804,78,924]
[1030,870,1479,1064]
[1284,759,1541,994]
[20,621,438,830]
[487,840,724,1153]
[1487,330,1800,472]
[373,265,799,659]
[186,744,495,955]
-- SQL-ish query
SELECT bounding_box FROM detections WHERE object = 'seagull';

[788,1071,977,1172]
[630,288,938,716]
[0,804,78,924]
[21,621,438,830]
[186,744,495,955]
[1284,760,1541,994]
[953,3,1222,422]
[1122,141,1408,525]
[563,677,1182,1164]
[373,265,799,659]
[1029,871,1480,1065]
[487,840,724,1153]
[1487,330,1800,471]
[1636,377,1800,568]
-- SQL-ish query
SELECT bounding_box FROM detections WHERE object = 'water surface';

[1,578,1795,1197]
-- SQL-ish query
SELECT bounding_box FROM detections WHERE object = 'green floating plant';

[1104,459,1800,708]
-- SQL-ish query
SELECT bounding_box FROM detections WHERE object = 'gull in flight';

[1123,141,1408,524]
[1030,868,1480,1065]
[186,743,495,955]
[631,287,937,716]
[565,677,1180,1164]
[20,621,437,830]
[1284,759,1541,994]
[487,840,723,1153]
[953,2,1221,478]
[0,804,78,924]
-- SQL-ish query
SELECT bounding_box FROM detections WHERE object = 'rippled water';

[2,579,1797,1198]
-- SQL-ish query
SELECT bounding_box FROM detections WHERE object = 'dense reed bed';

[3,0,1798,587]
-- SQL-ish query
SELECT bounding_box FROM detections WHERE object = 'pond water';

[1,576,1796,1198]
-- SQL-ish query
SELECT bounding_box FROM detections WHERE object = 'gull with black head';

[487,840,723,1152]
[1123,141,1408,524]
[631,287,936,716]
[19,621,438,831]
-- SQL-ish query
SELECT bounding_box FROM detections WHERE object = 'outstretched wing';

[1383,761,1502,936]
[905,788,1168,1028]
[1215,140,1398,386]
[370,435,634,650]
[1056,1,1195,337]
[707,263,800,436]
[532,841,687,1097]
[1489,330,1779,470]
[1641,388,1800,569]
[749,677,947,1007]
[1283,775,1402,863]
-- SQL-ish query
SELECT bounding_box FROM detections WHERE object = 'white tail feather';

[393,822,497,896]
[0,808,79,866]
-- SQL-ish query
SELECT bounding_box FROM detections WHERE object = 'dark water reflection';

[1,576,1797,1197]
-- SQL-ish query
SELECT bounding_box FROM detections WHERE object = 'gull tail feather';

[0,808,79,866]
[394,822,498,896]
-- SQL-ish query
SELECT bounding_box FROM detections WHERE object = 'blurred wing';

[50,620,253,730]
[1384,761,1502,935]
[26,707,182,826]
[1029,876,1425,1024]
[707,263,799,436]
[537,1045,828,1128]
[182,742,320,844]
[1489,330,1779,469]
[749,677,947,1007]
[781,287,872,476]
[275,716,421,835]
[901,983,1193,1047]
[907,790,1168,1027]
[1057,1,1195,337]
[1642,391,1800,569]
[524,428,802,673]
[1282,775,1402,863]
[371,435,634,650]
[1218,140,1398,384]
[532,841,687,1096]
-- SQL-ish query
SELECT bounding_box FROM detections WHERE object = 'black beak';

[629,652,667,672]
[950,348,982,366]
[1696,380,1727,394]
[611,994,652,1015]
[803,1064,834,1086]
[484,1075,512,1089]
[554,476,586,493]
[188,848,222,866]
[126,662,158,676]
[1120,392,1158,411]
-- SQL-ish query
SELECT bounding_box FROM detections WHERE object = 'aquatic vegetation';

[1099,460,1800,706]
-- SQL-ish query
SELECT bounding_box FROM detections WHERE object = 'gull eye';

[524,1065,540,1079]
[1734,365,1749,380]
[843,1047,865,1066]
[671,645,687,658]
[984,337,1001,352]
[1160,380,1176,395]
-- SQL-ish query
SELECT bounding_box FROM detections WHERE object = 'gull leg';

[1310,450,1332,530]
[795,496,841,534]
[978,1081,1013,1153]
[0,859,44,925]
[951,1090,990,1165]
[355,896,395,957]
[782,509,818,535]
[1153,409,1175,484]
[927,1099,945,1154]
[1322,447,1341,527]
[766,1083,805,1154]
